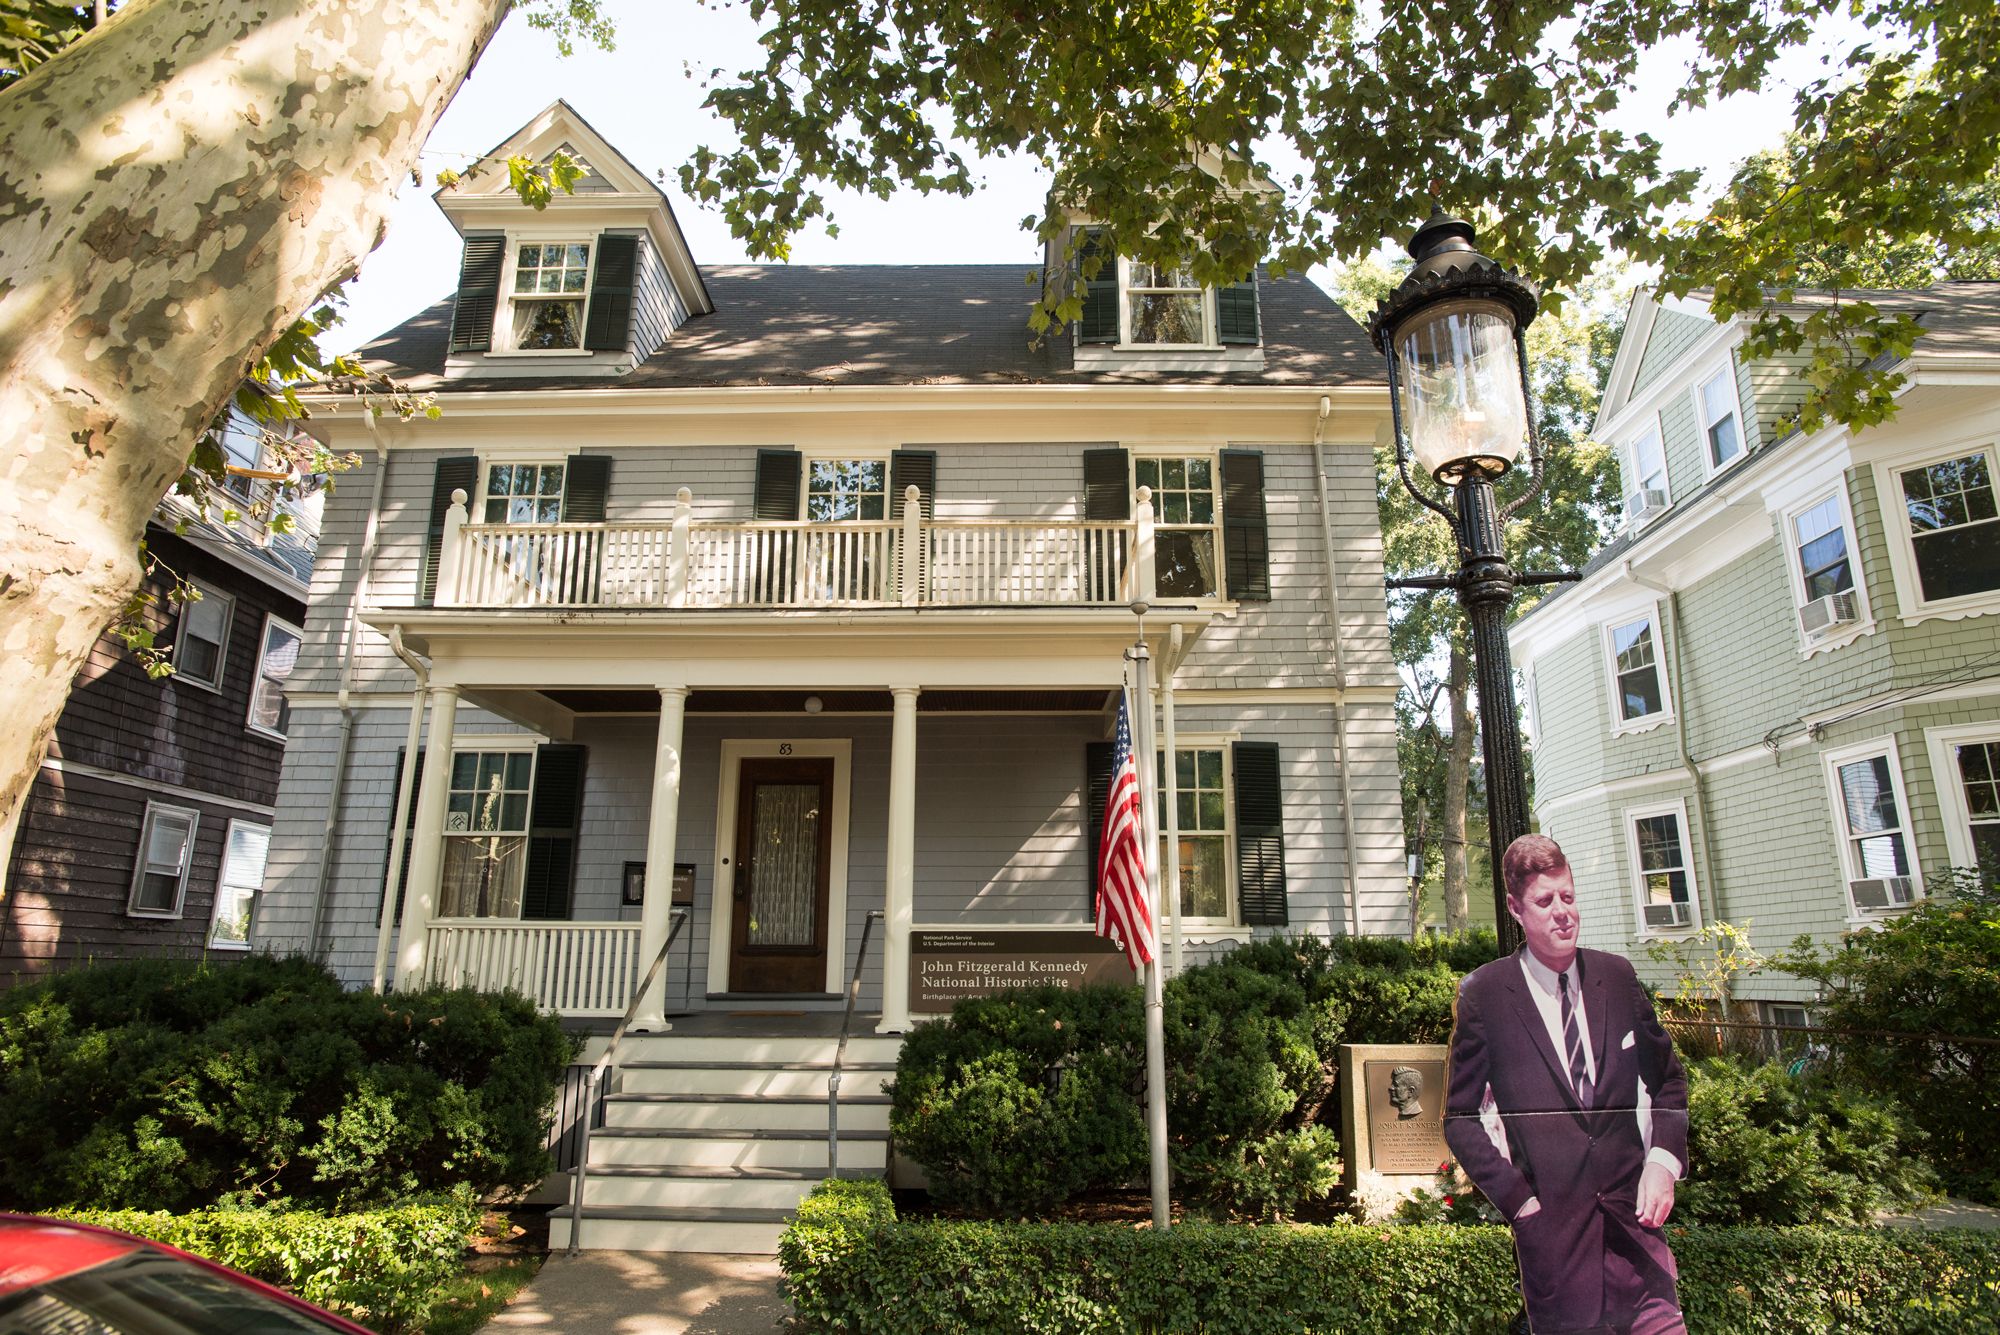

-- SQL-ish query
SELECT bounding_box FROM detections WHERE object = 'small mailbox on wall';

[623,861,697,906]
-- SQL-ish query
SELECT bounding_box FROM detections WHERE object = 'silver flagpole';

[1127,606,1170,1230]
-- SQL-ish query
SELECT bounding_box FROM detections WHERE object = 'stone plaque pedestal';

[1339,1042,1458,1222]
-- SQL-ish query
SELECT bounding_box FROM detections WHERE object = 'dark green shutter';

[522,744,587,920]
[562,456,612,523]
[1220,449,1271,601]
[1233,741,1287,925]
[421,456,480,605]
[1083,448,1131,521]
[1084,741,1114,916]
[448,234,505,352]
[889,450,936,520]
[1218,270,1260,345]
[754,449,803,520]
[1076,229,1119,344]
[381,747,425,926]
[583,235,639,352]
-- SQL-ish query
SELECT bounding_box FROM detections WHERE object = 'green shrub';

[780,1180,2000,1335]
[1680,1056,1937,1225]
[1776,890,2000,1204]
[886,985,1148,1216]
[48,1198,481,1334]
[0,954,581,1212]
[891,935,1496,1220]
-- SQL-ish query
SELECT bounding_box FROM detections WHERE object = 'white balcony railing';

[425,919,643,1016]
[434,485,1157,610]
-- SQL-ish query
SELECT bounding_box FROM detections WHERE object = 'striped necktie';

[1559,970,1593,1107]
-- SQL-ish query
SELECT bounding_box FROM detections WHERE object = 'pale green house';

[1508,283,2000,1012]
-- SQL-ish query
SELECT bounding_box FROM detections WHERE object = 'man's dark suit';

[1443,947,1689,1333]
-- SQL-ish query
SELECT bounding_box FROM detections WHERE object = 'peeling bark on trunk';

[1443,645,1474,934]
[0,0,507,870]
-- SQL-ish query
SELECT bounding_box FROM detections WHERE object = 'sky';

[335,2,1878,351]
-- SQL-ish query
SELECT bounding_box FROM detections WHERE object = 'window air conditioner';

[1625,488,1668,524]
[1799,591,1860,637]
[1643,901,1692,930]
[1848,877,1915,912]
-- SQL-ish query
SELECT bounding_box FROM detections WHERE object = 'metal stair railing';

[828,909,885,1176]
[566,907,688,1257]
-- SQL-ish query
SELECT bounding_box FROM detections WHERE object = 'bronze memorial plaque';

[1364,1059,1450,1175]
[911,931,1136,1012]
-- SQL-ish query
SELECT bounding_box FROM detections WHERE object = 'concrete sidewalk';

[489,1252,786,1335]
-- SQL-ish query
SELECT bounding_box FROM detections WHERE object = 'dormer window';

[511,242,592,350]
[1127,261,1205,344]
[1073,228,1259,351]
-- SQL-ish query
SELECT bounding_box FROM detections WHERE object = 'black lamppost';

[1368,208,1578,956]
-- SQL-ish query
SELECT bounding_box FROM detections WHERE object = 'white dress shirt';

[1519,951,1682,1181]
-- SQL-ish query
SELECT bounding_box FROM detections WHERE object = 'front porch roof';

[366,605,1214,694]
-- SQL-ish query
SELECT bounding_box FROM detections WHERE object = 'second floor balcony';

[431,484,1190,611]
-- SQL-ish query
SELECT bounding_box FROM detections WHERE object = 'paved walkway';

[1882,1197,2000,1231]
[490,1252,786,1335]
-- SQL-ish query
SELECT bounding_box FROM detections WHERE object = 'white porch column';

[394,684,459,992]
[633,685,690,1030]
[878,684,921,1032]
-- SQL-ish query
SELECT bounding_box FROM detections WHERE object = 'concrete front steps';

[548,1031,901,1255]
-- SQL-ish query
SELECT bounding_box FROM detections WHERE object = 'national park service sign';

[910,930,1136,1012]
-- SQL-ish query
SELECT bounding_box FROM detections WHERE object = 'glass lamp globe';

[1394,296,1529,482]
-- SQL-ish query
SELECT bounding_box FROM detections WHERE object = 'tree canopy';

[681,0,1997,434]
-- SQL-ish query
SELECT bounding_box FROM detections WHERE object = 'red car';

[0,1214,381,1335]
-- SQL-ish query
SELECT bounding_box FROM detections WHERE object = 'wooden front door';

[729,757,835,993]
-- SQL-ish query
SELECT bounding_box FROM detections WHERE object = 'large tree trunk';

[0,0,506,867]
[1442,644,1475,933]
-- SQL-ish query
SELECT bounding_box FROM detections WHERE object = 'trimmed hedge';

[46,1199,481,1333]
[781,1180,2000,1335]
[0,954,580,1211]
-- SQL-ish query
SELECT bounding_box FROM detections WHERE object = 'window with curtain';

[1135,456,1219,597]
[440,750,534,918]
[1609,615,1666,723]
[1158,746,1230,922]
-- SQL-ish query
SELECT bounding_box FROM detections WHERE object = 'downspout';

[1622,561,1722,935]
[1312,396,1363,937]
[374,625,430,993]
[1160,622,1188,974]
[304,427,388,959]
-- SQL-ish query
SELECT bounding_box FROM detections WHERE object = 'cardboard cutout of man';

[1443,835,1690,1335]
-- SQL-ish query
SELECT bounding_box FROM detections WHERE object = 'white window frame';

[487,230,597,357]
[1159,731,1241,931]
[129,801,200,919]
[245,613,303,741]
[476,459,570,526]
[207,818,271,950]
[1622,798,1703,939]
[1693,358,1750,479]
[798,449,893,523]
[1601,603,1674,737]
[1923,720,2000,877]
[172,579,234,695]
[1623,417,1671,529]
[1871,438,2000,627]
[1779,487,1874,658]
[436,738,541,922]
[1820,735,1923,922]
[1118,256,1220,350]
[1132,448,1225,602]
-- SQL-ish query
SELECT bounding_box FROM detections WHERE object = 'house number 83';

[779,743,793,755]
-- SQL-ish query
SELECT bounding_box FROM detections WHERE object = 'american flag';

[1096,690,1157,970]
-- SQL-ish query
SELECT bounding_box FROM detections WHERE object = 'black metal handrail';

[567,907,688,1257]
[828,909,885,1176]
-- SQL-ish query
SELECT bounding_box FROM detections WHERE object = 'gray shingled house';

[249,101,1406,1252]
